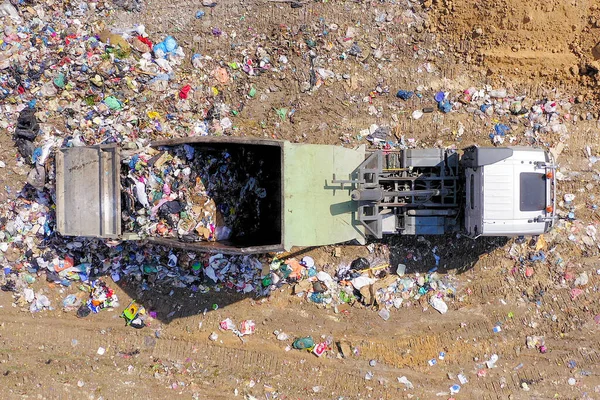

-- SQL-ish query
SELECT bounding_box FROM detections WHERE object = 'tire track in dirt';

[0,315,403,398]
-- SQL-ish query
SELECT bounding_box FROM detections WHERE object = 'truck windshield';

[520,172,546,211]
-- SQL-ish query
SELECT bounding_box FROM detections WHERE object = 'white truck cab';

[463,146,556,238]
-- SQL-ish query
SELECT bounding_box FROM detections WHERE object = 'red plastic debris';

[137,36,153,49]
[179,84,192,99]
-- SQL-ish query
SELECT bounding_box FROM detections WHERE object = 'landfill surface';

[1,0,600,399]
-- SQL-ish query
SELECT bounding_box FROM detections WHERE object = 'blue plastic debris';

[434,91,445,102]
[31,147,43,163]
[148,73,172,85]
[129,155,139,169]
[195,10,205,18]
[153,36,178,58]
[184,144,195,160]
[438,100,452,113]
[396,90,414,100]
[310,293,325,303]
[494,123,511,136]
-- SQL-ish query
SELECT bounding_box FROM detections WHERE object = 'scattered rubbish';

[412,110,424,120]
[62,294,82,312]
[84,280,119,315]
[574,272,589,287]
[239,320,256,336]
[219,318,236,331]
[526,335,545,349]
[430,296,448,314]
[486,354,499,368]
[396,90,414,100]
[313,342,328,357]
[121,300,147,329]
[396,264,406,276]
[293,337,315,350]
[378,308,390,321]
[398,376,414,389]
[489,89,507,98]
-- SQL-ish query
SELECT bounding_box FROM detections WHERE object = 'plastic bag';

[430,296,448,314]
[239,320,255,336]
[219,318,236,331]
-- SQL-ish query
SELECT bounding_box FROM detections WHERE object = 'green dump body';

[55,137,366,254]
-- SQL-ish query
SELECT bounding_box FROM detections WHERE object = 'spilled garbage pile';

[265,256,460,317]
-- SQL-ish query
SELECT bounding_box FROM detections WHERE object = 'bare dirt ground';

[2,0,600,399]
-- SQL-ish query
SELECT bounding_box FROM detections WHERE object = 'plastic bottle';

[396,263,406,276]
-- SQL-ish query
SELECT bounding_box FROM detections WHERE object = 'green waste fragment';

[104,96,123,110]
[84,96,96,106]
[53,73,66,88]
[275,107,288,121]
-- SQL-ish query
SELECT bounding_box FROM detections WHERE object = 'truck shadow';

[384,234,510,275]
[40,231,510,325]
[108,234,508,324]
[104,243,270,324]
[113,266,260,325]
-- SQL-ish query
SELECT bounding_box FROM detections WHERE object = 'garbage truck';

[55,137,556,254]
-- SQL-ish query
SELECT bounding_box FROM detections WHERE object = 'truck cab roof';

[464,146,555,237]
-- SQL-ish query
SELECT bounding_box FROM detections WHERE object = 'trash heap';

[121,144,267,242]
[0,0,239,149]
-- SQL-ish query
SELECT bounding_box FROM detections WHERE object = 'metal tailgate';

[55,144,121,238]
[283,142,366,249]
